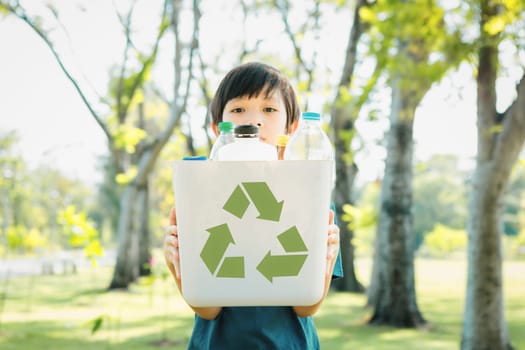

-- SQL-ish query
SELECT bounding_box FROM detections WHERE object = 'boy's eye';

[263,107,277,112]
[231,108,244,113]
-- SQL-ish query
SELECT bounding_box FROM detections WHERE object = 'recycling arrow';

[200,224,235,274]
[222,182,283,221]
[202,182,308,282]
[222,185,250,219]
[217,256,245,278]
[242,182,284,221]
[278,226,307,253]
[256,252,308,283]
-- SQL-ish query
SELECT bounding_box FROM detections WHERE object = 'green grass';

[0,258,523,349]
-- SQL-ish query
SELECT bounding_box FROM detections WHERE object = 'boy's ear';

[288,118,299,134]
[211,122,219,136]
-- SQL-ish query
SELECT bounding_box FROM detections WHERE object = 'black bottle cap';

[234,124,259,138]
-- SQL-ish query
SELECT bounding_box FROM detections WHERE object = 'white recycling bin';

[171,160,333,307]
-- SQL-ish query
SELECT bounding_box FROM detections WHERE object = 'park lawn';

[317,258,525,349]
[0,258,523,350]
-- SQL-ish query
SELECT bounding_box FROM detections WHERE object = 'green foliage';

[1,131,101,257]
[423,224,467,257]
[115,166,138,185]
[360,0,469,89]
[84,313,117,335]
[350,155,476,255]
[320,0,348,6]
[150,128,190,239]
[0,4,7,15]
[6,225,46,253]
[483,0,524,36]
[6,226,48,253]
[112,124,147,154]
[413,155,469,248]
[6,226,25,250]
[511,229,525,258]
[503,164,525,237]
[344,181,380,256]
[57,205,103,265]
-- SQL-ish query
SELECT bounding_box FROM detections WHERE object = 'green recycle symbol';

[200,182,308,282]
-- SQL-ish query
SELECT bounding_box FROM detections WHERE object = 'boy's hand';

[293,210,340,317]
[164,207,181,280]
[326,210,340,277]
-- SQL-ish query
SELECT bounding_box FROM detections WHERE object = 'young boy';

[164,62,343,349]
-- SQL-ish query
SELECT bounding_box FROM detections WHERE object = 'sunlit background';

[0,1,524,349]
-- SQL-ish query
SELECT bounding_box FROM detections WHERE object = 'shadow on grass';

[0,313,194,350]
[3,261,524,350]
[315,291,462,350]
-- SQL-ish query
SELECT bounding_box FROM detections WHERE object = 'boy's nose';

[244,113,264,128]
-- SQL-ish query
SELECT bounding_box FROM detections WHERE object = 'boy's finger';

[169,207,177,225]
[329,209,334,225]
[164,225,177,237]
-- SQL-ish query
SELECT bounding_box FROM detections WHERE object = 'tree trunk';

[136,103,152,277]
[329,0,369,293]
[109,181,152,287]
[462,165,513,350]
[108,0,196,290]
[366,226,380,306]
[109,185,139,289]
[332,157,364,292]
[461,5,525,345]
[368,83,425,327]
[138,183,151,276]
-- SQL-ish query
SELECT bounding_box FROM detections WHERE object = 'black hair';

[210,62,299,131]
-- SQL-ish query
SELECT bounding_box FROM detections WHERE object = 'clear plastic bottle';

[284,112,335,189]
[283,112,334,160]
[209,121,235,160]
[218,124,278,161]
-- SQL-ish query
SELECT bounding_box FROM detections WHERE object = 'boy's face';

[215,90,293,146]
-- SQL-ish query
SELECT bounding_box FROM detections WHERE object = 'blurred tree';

[422,224,467,257]
[346,180,380,257]
[363,0,466,327]
[462,0,525,348]
[0,131,23,256]
[269,0,372,292]
[0,132,96,256]
[328,0,371,293]
[107,0,197,288]
[413,155,469,249]
[57,205,103,266]
[0,0,197,288]
[502,165,525,237]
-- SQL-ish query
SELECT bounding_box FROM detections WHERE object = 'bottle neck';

[302,119,321,127]
[235,133,258,138]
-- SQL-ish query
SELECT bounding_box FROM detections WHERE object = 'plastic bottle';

[209,121,235,160]
[283,112,334,160]
[218,124,278,161]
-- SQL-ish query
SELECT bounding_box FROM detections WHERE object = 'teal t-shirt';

[186,251,343,349]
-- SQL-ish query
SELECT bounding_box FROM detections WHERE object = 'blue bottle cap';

[302,112,321,121]
[182,156,208,161]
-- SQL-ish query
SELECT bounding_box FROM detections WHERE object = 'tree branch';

[494,73,525,178]
[3,3,113,143]
[115,0,136,124]
[134,0,198,185]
